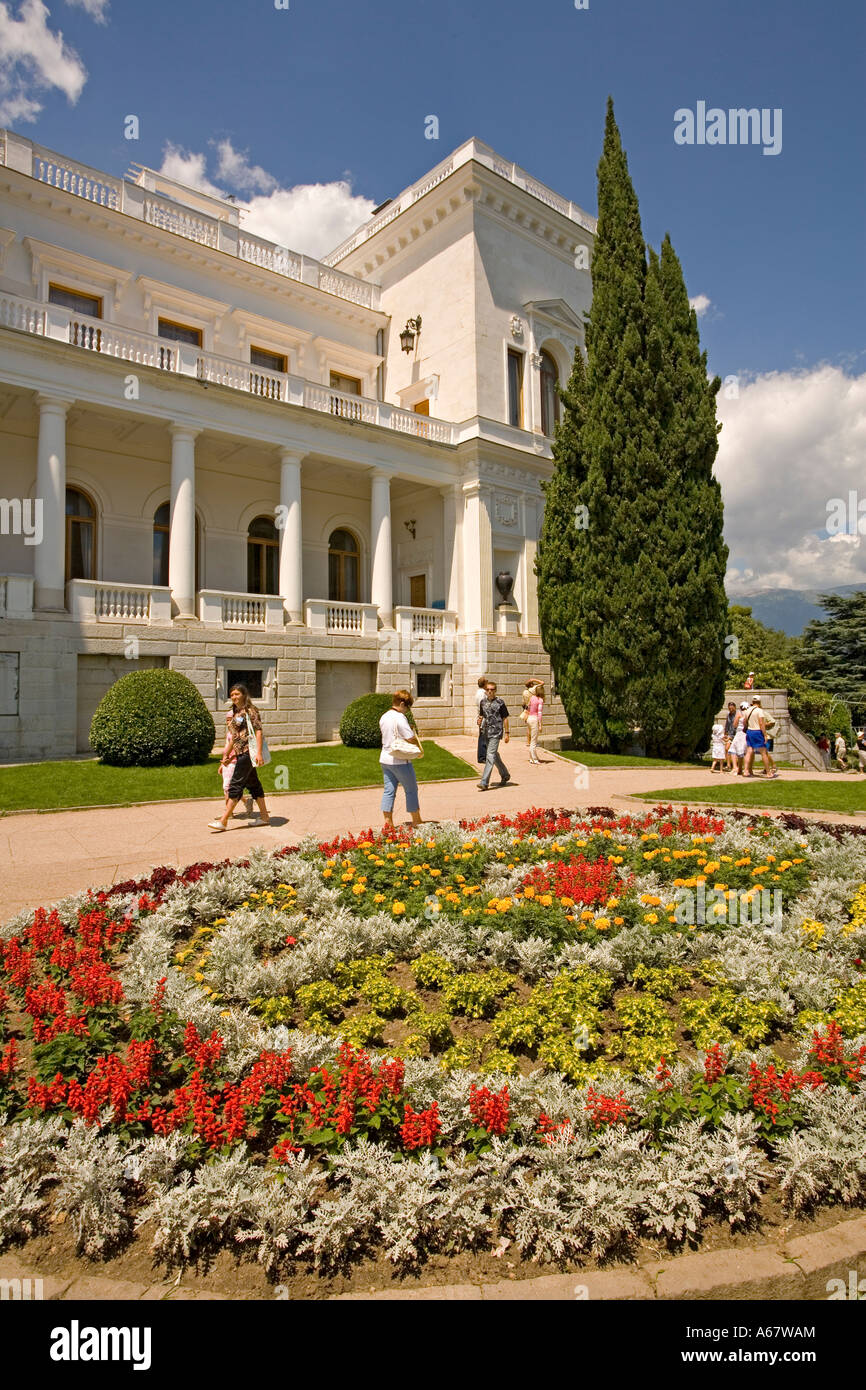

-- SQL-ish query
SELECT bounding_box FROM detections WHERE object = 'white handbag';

[391,736,423,760]
[246,713,271,765]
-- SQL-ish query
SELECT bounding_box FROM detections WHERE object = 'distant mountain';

[730,585,866,636]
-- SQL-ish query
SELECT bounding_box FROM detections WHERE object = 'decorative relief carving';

[494,493,519,528]
[510,315,524,339]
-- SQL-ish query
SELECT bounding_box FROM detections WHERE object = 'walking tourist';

[835,731,849,771]
[475,675,489,765]
[379,689,423,829]
[729,702,749,774]
[856,729,866,773]
[477,680,511,790]
[521,677,542,746]
[817,733,831,770]
[743,696,778,778]
[218,748,254,820]
[526,682,545,764]
[710,720,726,772]
[723,701,738,771]
[209,685,271,830]
[744,672,756,691]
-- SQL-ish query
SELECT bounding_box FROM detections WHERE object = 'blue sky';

[2,0,865,593]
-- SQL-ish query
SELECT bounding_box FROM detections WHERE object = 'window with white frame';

[215,658,277,708]
[412,665,450,702]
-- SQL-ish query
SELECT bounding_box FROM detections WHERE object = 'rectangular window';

[416,672,441,699]
[329,371,362,395]
[413,398,430,416]
[507,349,524,428]
[251,346,287,373]
[0,652,19,715]
[226,669,263,700]
[158,318,202,346]
[49,284,102,318]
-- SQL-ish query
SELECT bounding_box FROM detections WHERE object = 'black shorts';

[227,752,264,802]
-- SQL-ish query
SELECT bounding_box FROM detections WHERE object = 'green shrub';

[339,692,416,748]
[89,669,215,767]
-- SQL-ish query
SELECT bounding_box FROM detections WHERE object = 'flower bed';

[1,805,866,1275]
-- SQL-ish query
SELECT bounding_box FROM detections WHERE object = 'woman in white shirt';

[379,689,423,828]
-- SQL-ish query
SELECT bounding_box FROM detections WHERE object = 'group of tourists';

[820,729,866,772]
[711,695,779,778]
[473,675,546,788]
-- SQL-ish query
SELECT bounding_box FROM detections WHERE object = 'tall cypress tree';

[539,99,728,756]
[536,347,587,696]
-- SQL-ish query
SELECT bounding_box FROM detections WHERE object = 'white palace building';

[0,129,596,761]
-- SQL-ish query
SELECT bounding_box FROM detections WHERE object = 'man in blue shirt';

[477,681,511,790]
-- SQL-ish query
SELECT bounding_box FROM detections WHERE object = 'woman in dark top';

[208,684,271,830]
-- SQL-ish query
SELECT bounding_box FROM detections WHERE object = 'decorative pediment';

[523,298,585,334]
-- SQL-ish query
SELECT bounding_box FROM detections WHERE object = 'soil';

[10,1191,863,1301]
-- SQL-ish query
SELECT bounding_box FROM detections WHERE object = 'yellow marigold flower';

[523,886,536,899]
[643,913,659,925]
[594,917,610,929]
[373,893,386,903]
[751,866,769,876]
[538,894,553,907]
[560,895,574,907]
[581,910,594,921]
[322,867,333,878]
[446,892,460,904]
[352,883,365,895]
[496,899,512,913]
[614,916,625,926]
[429,867,442,877]
[392,901,406,915]
[193,972,204,982]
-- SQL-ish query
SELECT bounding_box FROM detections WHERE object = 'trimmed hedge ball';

[339,692,416,749]
[89,668,216,766]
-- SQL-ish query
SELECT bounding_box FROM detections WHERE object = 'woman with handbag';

[208,684,271,830]
[379,689,423,829]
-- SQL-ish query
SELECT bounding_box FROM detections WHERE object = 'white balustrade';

[143,195,220,248]
[238,233,302,279]
[0,293,46,335]
[196,350,287,401]
[66,580,171,624]
[304,598,379,636]
[0,575,34,620]
[394,606,457,645]
[31,144,122,208]
[198,590,284,629]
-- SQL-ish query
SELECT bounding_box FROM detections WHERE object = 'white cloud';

[0,0,87,124]
[158,143,226,200]
[213,139,276,195]
[689,293,711,317]
[717,365,866,595]
[64,0,108,20]
[156,140,375,259]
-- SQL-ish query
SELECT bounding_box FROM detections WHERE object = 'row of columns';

[32,394,535,631]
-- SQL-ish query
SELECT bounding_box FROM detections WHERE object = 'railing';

[323,137,597,265]
[143,194,220,248]
[199,590,284,629]
[0,291,459,443]
[67,580,171,624]
[1,130,380,310]
[304,598,379,636]
[0,575,34,620]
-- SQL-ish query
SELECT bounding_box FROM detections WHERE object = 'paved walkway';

[1,737,862,920]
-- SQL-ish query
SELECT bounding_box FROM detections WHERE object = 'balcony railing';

[0,292,457,444]
[0,575,34,620]
[305,598,379,636]
[1,130,381,311]
[199,590,284,629]
[67,580,172,623]
[394,606,457,641]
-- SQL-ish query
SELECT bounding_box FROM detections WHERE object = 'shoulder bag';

[246,713,271,765]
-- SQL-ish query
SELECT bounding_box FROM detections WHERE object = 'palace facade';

[0,130,595,760]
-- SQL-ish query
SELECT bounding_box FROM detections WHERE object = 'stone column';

[440,483,462,616]
[370,468,393,627]
[278,449,304,624]
[168,425,199,619]
[521,493,540,635]
[34,395,74,610]
[461,481,493,631]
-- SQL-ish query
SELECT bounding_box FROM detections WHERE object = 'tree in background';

[796,591,866,726]
[538,98,727,757]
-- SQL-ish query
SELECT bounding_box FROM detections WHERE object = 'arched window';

[539,350,560,436]
[247,515,279,595]
[153,502,201,589]
[328,528,360,603]
[65,487,96,582]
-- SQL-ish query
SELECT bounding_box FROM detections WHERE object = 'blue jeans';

[480,733,509,788]
[381,762,420,813]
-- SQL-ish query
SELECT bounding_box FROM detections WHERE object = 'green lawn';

[557,748,687,769]
[0,742,476,813]
[635,778,866,815]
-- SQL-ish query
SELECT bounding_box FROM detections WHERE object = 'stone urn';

[495,570,515,607]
